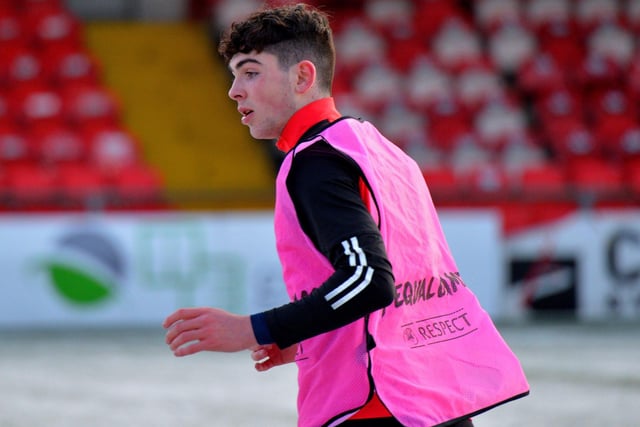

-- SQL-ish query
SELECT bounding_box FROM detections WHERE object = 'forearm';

[254,267,394,348]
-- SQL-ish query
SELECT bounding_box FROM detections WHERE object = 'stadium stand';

[3,0,640,224]
[212,0,640,229]
[0,0,166,211]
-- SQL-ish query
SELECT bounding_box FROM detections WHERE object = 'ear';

[293,60,317,94]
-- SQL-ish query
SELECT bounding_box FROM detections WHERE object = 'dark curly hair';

[218,3,335,92]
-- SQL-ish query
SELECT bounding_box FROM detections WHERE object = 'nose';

[228,78,244,100]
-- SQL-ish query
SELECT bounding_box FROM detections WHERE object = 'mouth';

[239,108,254,124]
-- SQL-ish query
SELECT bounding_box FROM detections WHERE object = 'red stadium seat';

[425,94,473,151]
[82,124,140,175]
[432,18,483,73]
[40,44,101,88]
[455,61,505,114]
[574,0,621,35]
[60,82,120,128]
[587,22,634,68]
[56,162,108,205]
[458,161,513,201]
[423,166,462,201]
[3,162,58,207]
[0,44,43,88]
[517,162,569,201]
[21,4,83,50]
[0,6,22,48]
[8,82,64,129]
[0,123,32,165]
[524,0,571,31]
[473,95,528,152]
[110,164,165,208]
[413,0,466,40]
[487,21,538,74]
[29,122,85,165]
[516,53,566,97]
[404,56,454,112]
[567,157,625,200]
[536,19,585,78]
[625,159,640,198]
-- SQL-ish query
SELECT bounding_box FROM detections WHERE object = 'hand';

[250,344,298,372]
[163,307,257,356]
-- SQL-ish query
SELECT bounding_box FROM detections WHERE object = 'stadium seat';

[377,100,427,151]
[385,35,428,73]
[575,50,624,92]
[363,0,414,41]
[549,122,602,164]
[56,162,108,207]
[413,0,466,40]
[2,162,58,208]
[109,164,165,208]
[425,94,473,151]
[587,22,634,68]
[455,61,506,113]
[524,0,571,31]
[624,0,640,32]
[0,6,21,47]
[567,157,625,201]
[334,18,386,77]
[404,56,454,112]
[40,44,101,88]
[0,44,43,89]
[516,53,566,98]
[0,122,32,165]
[422,165,461,202]
[449,135,492,172]
[21,2,83,50]
[628,53,640,101]
[458,161,513,201]
[625,158,640,198]
[351,61,403,115]
[61,82,120,128]
[431,17,483,73]
[534,88,587,147]
[574,0,621,35]
[487,21,538,74]
[517,162,569,201]
[82,124,140,175]
[8,82,63,129]
[474,0,522,31]
[589,88,639,158]
[500,132,547,174]
[536,19,585,77]
[473,96,528,152]
[29,122,85,165]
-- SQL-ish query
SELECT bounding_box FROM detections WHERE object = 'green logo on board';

[43,230,125,305]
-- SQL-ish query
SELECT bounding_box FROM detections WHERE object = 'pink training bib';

[274,118,529,427]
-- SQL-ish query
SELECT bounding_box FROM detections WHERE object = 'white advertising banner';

[0,210,503,329]
[504,209,640,320]
[0,212,287,329]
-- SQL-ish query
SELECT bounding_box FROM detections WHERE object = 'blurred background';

[0,1,639,426]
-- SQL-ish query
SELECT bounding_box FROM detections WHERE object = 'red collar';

[275,98,341,153]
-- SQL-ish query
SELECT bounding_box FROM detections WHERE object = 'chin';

[250,130,277,141]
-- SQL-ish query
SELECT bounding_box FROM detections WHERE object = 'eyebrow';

[230,58,262,72]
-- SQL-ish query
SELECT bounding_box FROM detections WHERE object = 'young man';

[163,4,529,426]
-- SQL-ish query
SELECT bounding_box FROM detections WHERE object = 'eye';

[245,71,258,78]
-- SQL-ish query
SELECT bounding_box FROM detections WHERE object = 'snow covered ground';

[1,322,638,427]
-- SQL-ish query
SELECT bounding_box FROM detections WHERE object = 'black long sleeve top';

[250,128,396,349]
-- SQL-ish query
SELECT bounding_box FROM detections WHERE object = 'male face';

[228,51,299,140]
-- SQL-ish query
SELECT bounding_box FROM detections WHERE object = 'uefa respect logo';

[42,229,126,306]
